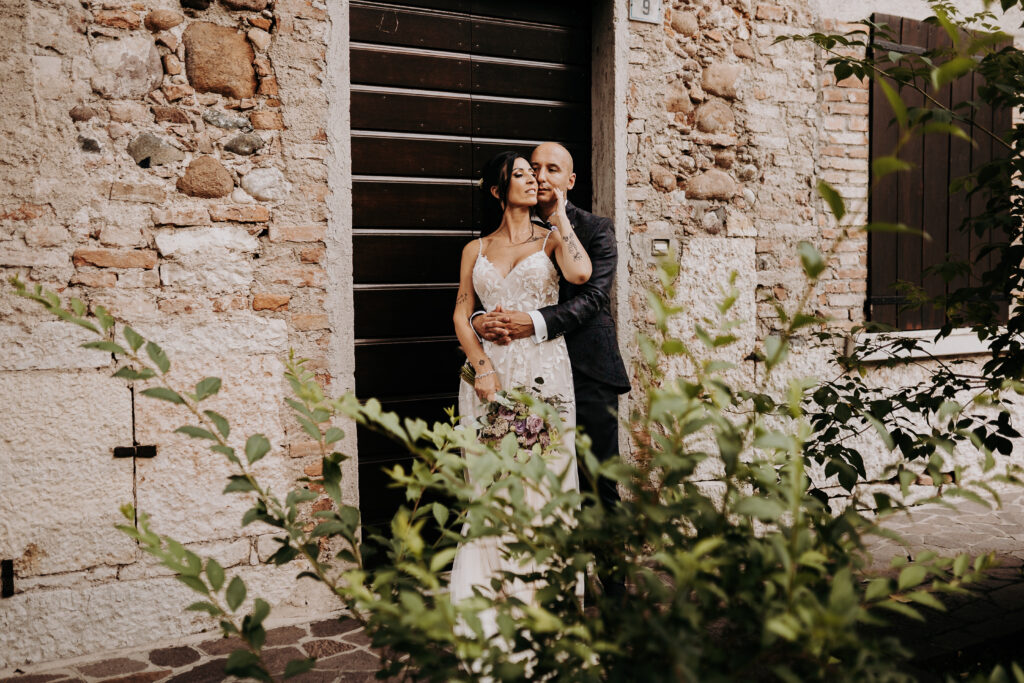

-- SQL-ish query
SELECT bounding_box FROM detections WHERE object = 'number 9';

[642,0,650,12]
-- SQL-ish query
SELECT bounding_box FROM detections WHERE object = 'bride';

[450,151,592,635]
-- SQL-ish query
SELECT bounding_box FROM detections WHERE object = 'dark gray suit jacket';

[539,202,630,394]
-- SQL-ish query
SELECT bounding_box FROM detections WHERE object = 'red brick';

[257,76,279,96]
[249,16,273,30]
[252,292,290,311]
[251,111,285,130]
[289,441,321,458]
[754,4,785,21]
[94,9,140,29]
[299,246,324,263]
[269,224,325,242]
[210,205,270,222]
[303,461,323,477]
[162,84,193,102]
[0,203,49,220]
[292,313,329,331]
[72,248,157,269]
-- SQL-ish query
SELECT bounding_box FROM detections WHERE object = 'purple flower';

[525,414,544,435]
[498,406,515,420]
[513,419,527,435]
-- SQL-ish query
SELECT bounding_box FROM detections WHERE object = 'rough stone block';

[669,237,757,362]
[110,181,167,204]
[134,355,290,543]
[177,156,235,198]
[685,170,737,200]
[182,22,257,99]
[24,224,68,247]
[127,315,289,358]
[0,322,109,372]
[152,206,211,226]
[99,224,145,248]
[71,270,118,288]
[251,111,284,130]
[291,313,329,331]
[155,228,259,257]
[91,35,163,99]
[702,63,741,99]
[0,372,135,576]
[144,10,183,32]
[159,261,254,292]
[94,9,141,30]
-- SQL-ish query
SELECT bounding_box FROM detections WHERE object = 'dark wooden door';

[868,14,1012,330]
[350,0,592,526]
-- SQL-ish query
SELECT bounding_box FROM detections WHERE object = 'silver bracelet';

[476,370,496,379]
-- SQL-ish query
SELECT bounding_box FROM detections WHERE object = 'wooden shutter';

[868,14,1011,330]
[350,0,592,526]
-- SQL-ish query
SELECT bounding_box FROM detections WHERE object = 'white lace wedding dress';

[451,237,578,637]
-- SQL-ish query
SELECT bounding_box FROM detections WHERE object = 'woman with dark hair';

[450,151,591,636]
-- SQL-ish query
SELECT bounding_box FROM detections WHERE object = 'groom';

[472,142,630,511]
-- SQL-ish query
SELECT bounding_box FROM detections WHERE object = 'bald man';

[472,142,630,514]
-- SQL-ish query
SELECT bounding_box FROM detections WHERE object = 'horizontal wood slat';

[354,339,465,400]
[351,90,470,135]
[353,233,471,283]
[350,4,471,53]
[354,287,459,339]
[352,180,474,228]
[352,134,471,177]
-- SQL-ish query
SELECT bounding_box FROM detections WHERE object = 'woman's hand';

[474,372,501,402]
[552,187,569,221]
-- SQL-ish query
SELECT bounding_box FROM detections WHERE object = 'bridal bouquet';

[461,364,567,456]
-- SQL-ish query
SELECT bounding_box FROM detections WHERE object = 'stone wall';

[0,0,348,669]
[617,0,1024,487]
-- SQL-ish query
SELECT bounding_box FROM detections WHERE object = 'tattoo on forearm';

[478,359,486,366]
[562,231,584,262]
[456,292,469,305]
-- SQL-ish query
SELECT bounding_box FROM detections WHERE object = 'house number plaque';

[629,0,662,24]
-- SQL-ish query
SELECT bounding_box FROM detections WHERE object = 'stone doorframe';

[320,0,633,502]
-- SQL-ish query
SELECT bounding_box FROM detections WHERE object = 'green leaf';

[186,601,223,616]
[245,434,271,464]
[432,502,449,527]
[226,576,247,611]
[81,340,128,355]
[861,411,895,451]
[283,658,316,679]
[797,240,826,279]
[204,410,230,438]
[898,564,928,590]
[177,575,209,594]
[817,180,845,222]
[145,341,170,374]
[225,649,271,683]
[140,387,186,404]
[123,326,144,352]
[112,366,156,381]
[175,425,217,440]
[323,427,344,444]
[931,57,975,91]
[206,559,225,592]
[94,306,114,331]
[194,377,222,401]
[877,78,907,129]
[224,476,256,493]
[734,497,786,520]
[250,598,270,627]
[871,155,912,180]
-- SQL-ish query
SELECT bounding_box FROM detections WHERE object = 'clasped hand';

[473,305,535,345]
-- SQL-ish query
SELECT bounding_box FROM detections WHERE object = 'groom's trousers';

[573,371,622,507]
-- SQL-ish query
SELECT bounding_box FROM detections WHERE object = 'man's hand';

[472,306,535,344]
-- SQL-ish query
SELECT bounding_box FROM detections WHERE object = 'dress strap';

[541,228,553,250]
[476,238,484,259]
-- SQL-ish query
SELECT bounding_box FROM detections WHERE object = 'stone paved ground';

[0,616,388,683]
[6,490,1024,682]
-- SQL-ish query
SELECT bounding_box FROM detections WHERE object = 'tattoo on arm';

[478,359,486,366]
[456,292,469,305]
[562,231,584,262]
